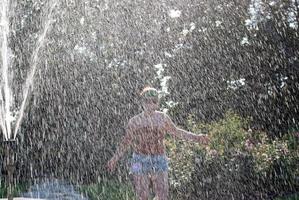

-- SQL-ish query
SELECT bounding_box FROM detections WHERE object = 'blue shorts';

[130,153,169,175]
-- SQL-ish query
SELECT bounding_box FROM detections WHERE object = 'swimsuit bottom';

[130,153,169,175]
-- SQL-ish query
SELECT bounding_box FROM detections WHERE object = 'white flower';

[169,10,182,18]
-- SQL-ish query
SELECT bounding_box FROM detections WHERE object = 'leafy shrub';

[165,137,197,199]
[188,112,263,199]
[167,111,299,199]
[205,111,249,156]
[248,131,289,172]
[165,113,209,199]
[192,153,263,200]
[245,130,299,196]
[275,193,299,200]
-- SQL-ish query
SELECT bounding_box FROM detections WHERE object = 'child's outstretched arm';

[164,114,209,144]
[107,121,134,172]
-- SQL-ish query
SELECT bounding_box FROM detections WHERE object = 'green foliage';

[275,194,299,200]
[166,137,195,190]
[80,178,135,200]
[0,181,29,198]
[283,131,299,152]
[249,132,289,173]
[167,111,299,199]
[165,113,207,195]
[205,111,249,155]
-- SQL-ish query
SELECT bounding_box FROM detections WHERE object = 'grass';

[80,178,135,200]
[0,181,29,198]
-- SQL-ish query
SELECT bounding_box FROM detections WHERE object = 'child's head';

[140,86,159,112]
[140,86,158,98]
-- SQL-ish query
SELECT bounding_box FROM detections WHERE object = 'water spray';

[0,0,12,141]
[0,0,58,199]
[13,0,58,140]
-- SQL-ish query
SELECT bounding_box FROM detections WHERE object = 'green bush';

[246,131,299,196]
[205,111,249,156]
[249,132,288,172]
[166,111,299,199]
[165,113,209,199]
[189,112,263,199]
[165,137,197,199]
[275,193,299,200]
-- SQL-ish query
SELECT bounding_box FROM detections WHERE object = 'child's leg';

[133,174,150,200]
[152,172,169,200]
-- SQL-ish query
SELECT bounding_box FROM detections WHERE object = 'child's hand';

[107,157,117,172]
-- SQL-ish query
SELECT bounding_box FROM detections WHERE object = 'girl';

[107,87,209,200]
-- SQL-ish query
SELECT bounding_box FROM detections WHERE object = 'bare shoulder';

[155,111,170,120]
[155,111,165,115]
[127,113,143,127]
[155,111,172,125]
[132,113,144,121]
